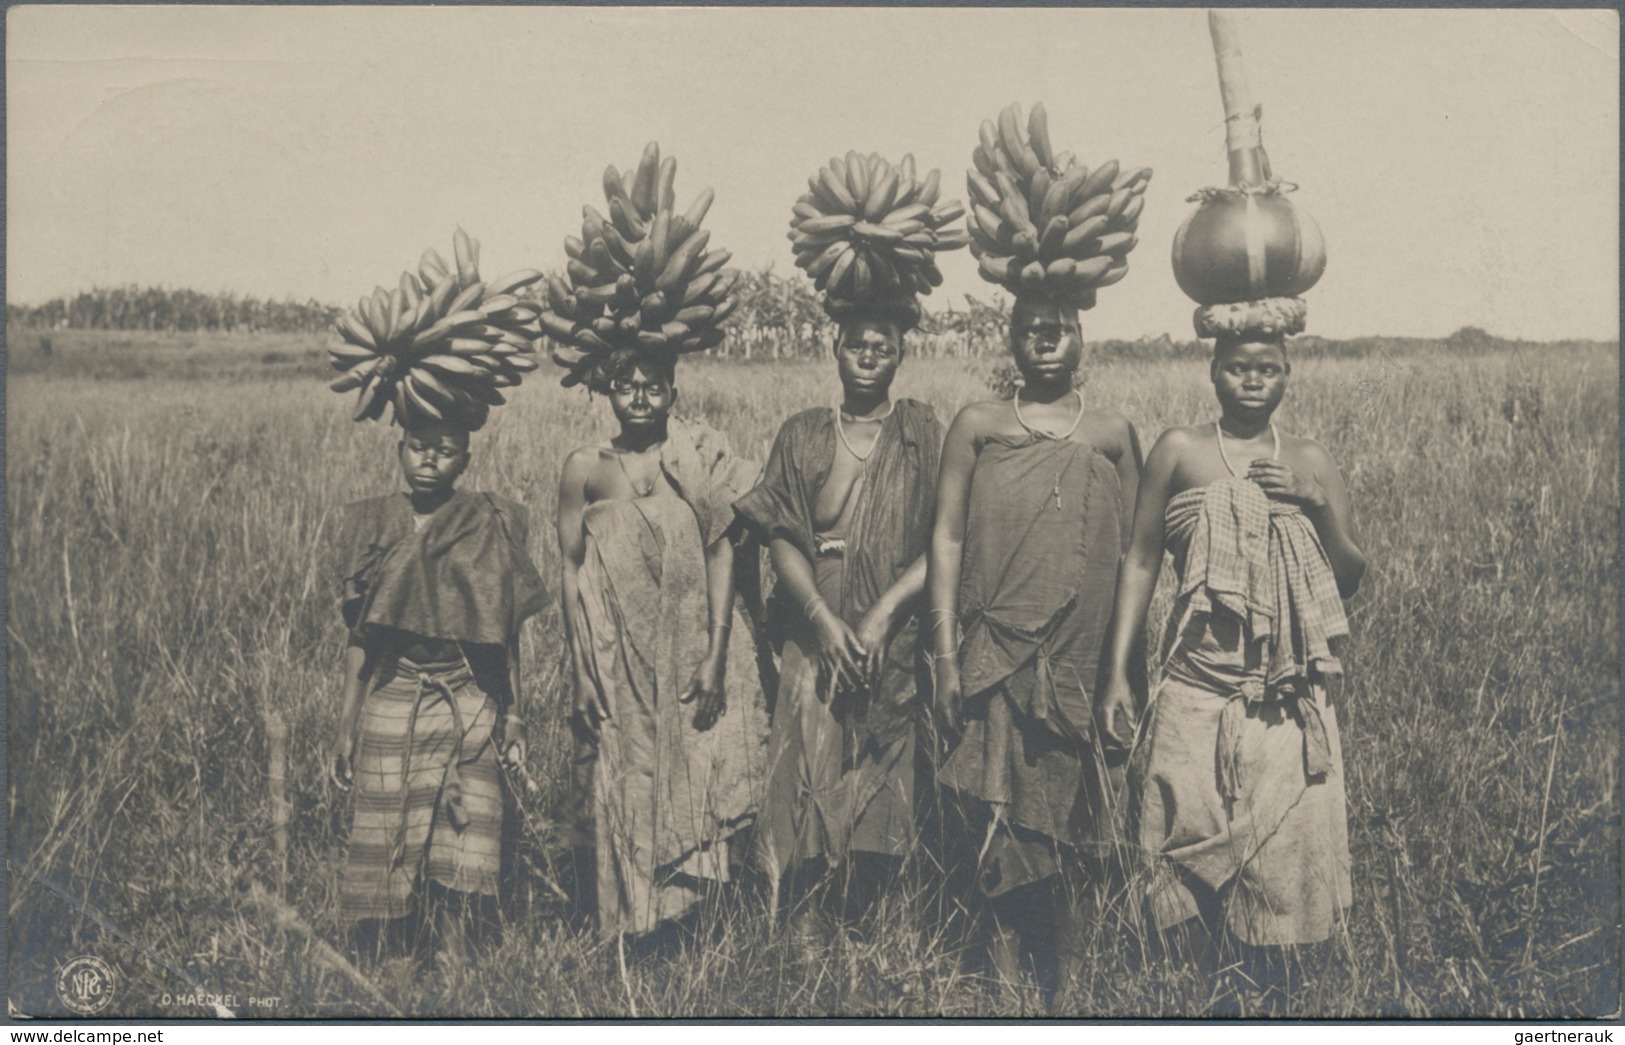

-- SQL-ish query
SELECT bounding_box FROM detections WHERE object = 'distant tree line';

[10,280,1590,362]
[6,286,341,334]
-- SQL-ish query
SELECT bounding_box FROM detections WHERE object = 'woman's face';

[1210,339,1289,419]
[834,319,902,400]
[1010,298,1083,383]
[398,421,470,496]
[608,363,676,432]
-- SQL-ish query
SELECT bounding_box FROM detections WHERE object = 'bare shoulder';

[559,443,610,485]
[1150,423,1210,458]
[1081,405,1135,453]
[953,398,1006,423]
[949,398,1007,435]
[1282,430,1342,473]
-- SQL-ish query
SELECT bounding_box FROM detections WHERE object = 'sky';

[7,6,1618,341]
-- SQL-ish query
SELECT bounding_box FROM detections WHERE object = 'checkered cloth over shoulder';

[1164,477,1349,698]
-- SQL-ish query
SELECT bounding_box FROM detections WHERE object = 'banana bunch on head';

[329,228,545,430]
[791,151,967,317]
[539,142,742,393]
[967,102,1151,311]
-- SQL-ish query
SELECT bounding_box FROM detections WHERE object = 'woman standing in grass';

[1097,333,1365,997]
[331,414,547,964]
[555,348,765,944]
[928,294,1143,1007]
[734,290,942,946]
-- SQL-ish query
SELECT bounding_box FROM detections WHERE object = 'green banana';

[1105,186,1132,222]
[485,269,545,297]
[692,248,732,278]
[539,312,577,342]
[978,254,1020,285]
[864,167,899,221]
[630,142,661,217]
[657,229,711,294]
[657,156,677,214]
[1063,215,1109,254]
[680,271,720,305]
[1069,255,1113,286]
[447,282,485,315]
[684,188,715,230]
[1027,168,1052,226]
[1039,216,1069,261]
[1076,160,1120,203]
[825,246,857,293]
[845,151,869,202]
[603,164,630,207]
[336,312,377,350]
[1028,102,1054,170]
[1067,193,1112,226]
[1116,194,1145,227]
[930,200,965,227]
[1092,260,1129,288]
[818,168,857,212]
[967,171,1001,210]
[917,168,942,208]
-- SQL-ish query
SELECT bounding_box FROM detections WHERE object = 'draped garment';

[937,431,1127,896]
[574,417,769,938]
[337,490,546,649]
[1131,477,1352,945]
[333,490,546,918]
[733,401,942,875]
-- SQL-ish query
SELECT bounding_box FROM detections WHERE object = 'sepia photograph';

[5,4,1619,1021]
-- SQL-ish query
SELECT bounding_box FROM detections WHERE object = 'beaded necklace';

[1013,387,1084,511]
[833,399,895,464]
[1013,387,1084,442]
[1215,420,1279,477]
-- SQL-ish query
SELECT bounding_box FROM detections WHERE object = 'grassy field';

[7,329,1620,1018]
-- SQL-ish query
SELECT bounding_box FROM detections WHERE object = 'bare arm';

[769,535,865,698]
[1300,445,1366,597]
[927,406,981,729]
[330,637,375,789]
[1097,429,1180,747]
[556,449,605,729]
[877,553,928,623]
[855,552,928,688]
[501,632,526,766]
[1114,418,1146,554]
[681,535,737,730]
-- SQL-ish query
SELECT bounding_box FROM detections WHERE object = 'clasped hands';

[808,596,892,703]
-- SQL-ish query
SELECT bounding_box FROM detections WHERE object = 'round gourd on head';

[1172,189,1325,306]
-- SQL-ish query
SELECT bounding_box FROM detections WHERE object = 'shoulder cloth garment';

[337,489,547,647]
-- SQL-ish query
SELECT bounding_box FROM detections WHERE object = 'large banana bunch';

[789,151,967,303]
[540,142,741,390]
[329,227,544,429]
[966,102,1151,310]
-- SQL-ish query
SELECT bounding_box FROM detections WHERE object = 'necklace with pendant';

[1013,387,1084,442]
[1014,388,1084,510]
[615,446,657,497]
[1215,420,1280,478]
[834,399,894,465]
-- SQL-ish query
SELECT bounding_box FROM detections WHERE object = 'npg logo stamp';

[55,955,116,1015]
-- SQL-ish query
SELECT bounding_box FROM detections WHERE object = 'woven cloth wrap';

[1162,477,1349,797]
[1194,296,1306,340]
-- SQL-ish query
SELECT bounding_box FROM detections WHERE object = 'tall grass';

[6,336,1619,1017]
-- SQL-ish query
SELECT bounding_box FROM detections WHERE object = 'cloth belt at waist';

[389,656,479,871]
